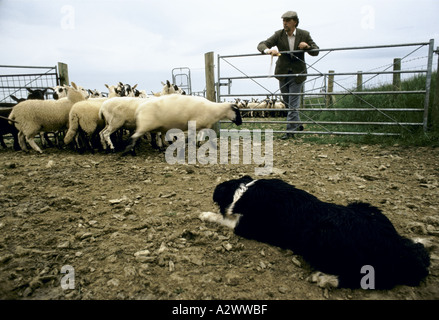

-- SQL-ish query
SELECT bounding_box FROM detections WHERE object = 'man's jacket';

[257,28,319,83]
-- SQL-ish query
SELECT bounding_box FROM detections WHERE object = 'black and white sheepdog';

[200,176,430,289]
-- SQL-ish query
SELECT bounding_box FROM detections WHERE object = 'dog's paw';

[308,272,339,289]
[199,211,221,222]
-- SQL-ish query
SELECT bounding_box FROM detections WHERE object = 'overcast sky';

[0,0,438,96]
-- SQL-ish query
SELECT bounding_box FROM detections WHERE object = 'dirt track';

[0,138,438,300]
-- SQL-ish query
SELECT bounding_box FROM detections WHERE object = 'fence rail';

[215,39,436,136]
[0,65,60,103]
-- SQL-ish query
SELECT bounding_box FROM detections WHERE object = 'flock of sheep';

[1,81,243,155]
[234,97,286,118]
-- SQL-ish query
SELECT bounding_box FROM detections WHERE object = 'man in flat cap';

[258,11,319,139]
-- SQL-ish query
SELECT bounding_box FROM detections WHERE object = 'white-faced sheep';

[98,81,184,151]
[52,85,70,100]
[152,80,179,96]
[10,89,58,148]
[8,82,87,153]
[53,84,89,100]
[64,98,107,153]
[247,98,270,118]
[271,98,286,117]
[63,84,124,153]
[98,97,149,151]
[122,94,242,155]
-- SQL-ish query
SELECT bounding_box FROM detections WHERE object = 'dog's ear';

[240,175,254,184]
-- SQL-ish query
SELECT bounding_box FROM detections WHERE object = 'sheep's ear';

[105,84,109,89]
[132,84,138,90]
[71,82,78,89]
[26,88,34,93]
[166,80,171,87]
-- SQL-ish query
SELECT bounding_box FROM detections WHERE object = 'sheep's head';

[173,84,186,95]
[114,82,125,96]
[67,82,88,102]
[88,89,102,98]
[230,104,242,126]
[26,88,48,100]
[52,85,69,100]
[105,84,120,97]
[160,80,176,95]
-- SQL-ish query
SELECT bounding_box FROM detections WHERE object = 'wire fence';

[0,65,59,103]
[216,40,436,136]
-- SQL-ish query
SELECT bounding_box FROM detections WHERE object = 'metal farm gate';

[216,40,436,136]
[0,64,61,104]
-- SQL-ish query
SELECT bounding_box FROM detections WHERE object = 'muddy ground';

[0,137,438,301]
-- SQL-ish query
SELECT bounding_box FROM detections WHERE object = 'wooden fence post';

[205,52,215,102]
[431,48,439,130]
[57,62,69,86]
[357,71,363,91]
[326,70,334,107]
[393,58,401,91]
[204,52,218,133]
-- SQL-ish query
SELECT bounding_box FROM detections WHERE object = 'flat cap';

[281,11,298,19]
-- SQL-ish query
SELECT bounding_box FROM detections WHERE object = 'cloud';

[0,0,437,94]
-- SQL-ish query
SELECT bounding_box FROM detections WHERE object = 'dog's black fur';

[212,175,430,289]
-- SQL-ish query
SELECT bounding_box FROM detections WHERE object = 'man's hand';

[298,42,311,50]
[264,48,281,56]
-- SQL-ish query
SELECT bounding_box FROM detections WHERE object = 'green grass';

[221,72,439,147]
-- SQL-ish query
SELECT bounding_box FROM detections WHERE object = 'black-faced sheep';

[0,107,20,150]
[122,94,242,155]
[26,88,49,100]
[8,82,87,153]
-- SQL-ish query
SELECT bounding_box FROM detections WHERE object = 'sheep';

[52,85,69,100]
[63,84,123,153]
[105,84,121,97]
[88,89,104,98]
[0,107,20,150]
[122,94,242,155]
[271,98,286,117]
[153,80,177,97]
[98,97,152,151]
[247,98,261,117]
[8,82,87,153]
[248,97,271,118]
[53,84,89,100]
[10,89,56,148]
[99,81,185,151]
[234,98,250,117]
[133,87,148,98]
[63,98,107,153]
[10,95,25,103]
[26,88,49,100]
[120,83,138,97]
